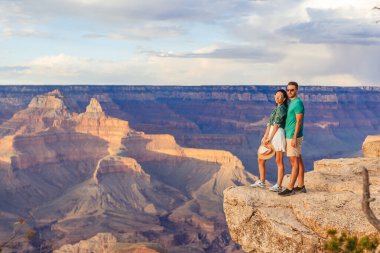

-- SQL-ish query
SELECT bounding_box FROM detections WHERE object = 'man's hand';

[291,138,297,148]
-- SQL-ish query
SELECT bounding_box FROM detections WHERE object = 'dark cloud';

[280,8,380,45]
[327,44,380,83]
[1,0,257,40]
[8,0,254,24]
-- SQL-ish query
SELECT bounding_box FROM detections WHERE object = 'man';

[278,81,306,196]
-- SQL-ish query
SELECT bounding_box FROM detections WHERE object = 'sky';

[1,0,380,86]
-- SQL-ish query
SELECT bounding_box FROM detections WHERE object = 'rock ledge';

[223,155,380,253]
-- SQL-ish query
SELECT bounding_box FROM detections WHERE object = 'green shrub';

[26,229,36,241]
[324,230,379,253]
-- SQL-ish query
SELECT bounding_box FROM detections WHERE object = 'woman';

[251,89,288,192]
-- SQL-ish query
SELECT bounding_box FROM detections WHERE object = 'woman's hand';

[264,138,271,145]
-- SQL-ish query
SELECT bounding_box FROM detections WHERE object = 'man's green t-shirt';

[285,97,304,139]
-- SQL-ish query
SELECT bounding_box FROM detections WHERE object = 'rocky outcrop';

[54,233,166,253]
[28,89,66,111]
[75,98,130,154]
[0,89,72,135]
[223,155,380,253]
[363,135,380,158]
[54,233,117,253]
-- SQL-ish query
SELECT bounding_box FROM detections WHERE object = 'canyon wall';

[1,85,379,181]
[0,90,255,252]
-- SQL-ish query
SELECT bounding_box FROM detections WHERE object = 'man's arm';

[291,113,303,147]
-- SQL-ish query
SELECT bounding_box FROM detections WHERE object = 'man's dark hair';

[287,81,299,90]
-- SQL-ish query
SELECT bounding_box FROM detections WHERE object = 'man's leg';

[287,156,299,190]
[279,138,299,195]
[297,155,305,187]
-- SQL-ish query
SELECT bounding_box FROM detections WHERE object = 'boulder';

[363,135,380,158]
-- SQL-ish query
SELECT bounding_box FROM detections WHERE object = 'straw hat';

[257,143,276,160]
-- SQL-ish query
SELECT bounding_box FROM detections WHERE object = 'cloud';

[281,8,380,45]
[0,66,30,72]
[1,29,53,39]
[0,54,165,84]
[143,44,284,62]
[327,44,380,83]
[83,23,184,40]
[0,53,281,85]
[0,1,53,39]
[2,0,250,40]
[4,0,254,24]
[0,48,375,86]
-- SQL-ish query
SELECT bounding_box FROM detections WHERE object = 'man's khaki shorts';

[286,137,303,157]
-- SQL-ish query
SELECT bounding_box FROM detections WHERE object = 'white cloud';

[84,23,184,41]
[143,44,284,62]
[0,53,279,85]
[0,51,363,86]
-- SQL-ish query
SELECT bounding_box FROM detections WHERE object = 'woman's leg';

[275,151,285,185]
[258,158,266,182]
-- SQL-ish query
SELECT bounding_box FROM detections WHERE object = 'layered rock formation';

[1,86,379,252]
[0,90,255,252]
[223,141,380,252]
[1,85,380,182]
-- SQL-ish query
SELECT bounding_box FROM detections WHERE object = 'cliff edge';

[223,136,380,253]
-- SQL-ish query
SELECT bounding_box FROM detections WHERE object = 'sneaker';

[294,185,307,193]
[269,184,282,192]
[250,180,266,188]
[278,188,295,196]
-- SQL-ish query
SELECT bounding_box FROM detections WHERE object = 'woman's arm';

[266,124,279,143]
[266,106,286,143]
[262,125,270,144]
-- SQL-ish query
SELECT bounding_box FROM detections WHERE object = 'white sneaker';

[269,183,282,192]
[250,180,266,188]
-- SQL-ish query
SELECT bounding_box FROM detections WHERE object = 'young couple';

[251,81,306,197]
